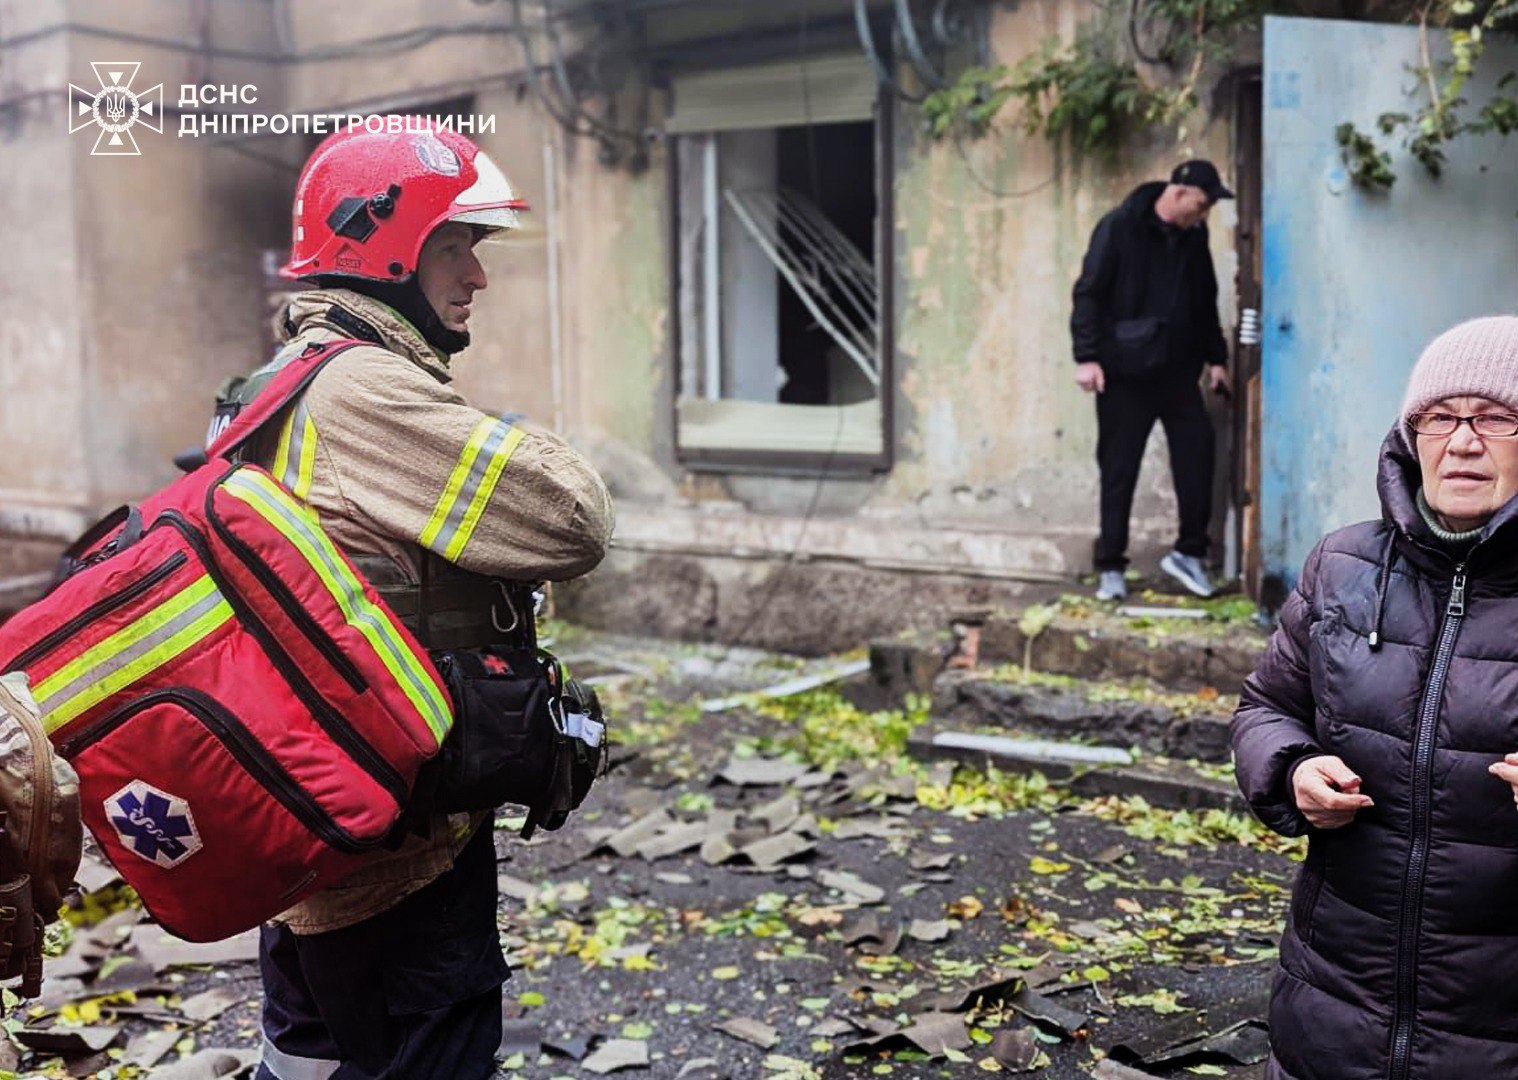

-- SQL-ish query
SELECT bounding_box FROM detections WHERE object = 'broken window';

[667,56,888,467]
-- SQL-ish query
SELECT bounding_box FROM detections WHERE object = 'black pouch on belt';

[424,647,560,818]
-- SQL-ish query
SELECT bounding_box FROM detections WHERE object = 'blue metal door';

[1261,16,1518,592]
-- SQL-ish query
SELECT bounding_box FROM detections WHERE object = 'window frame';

[665,95,895,476]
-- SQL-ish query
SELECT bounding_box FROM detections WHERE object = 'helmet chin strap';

[315,276,471,356]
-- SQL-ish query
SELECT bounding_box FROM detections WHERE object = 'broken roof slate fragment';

[122,1028,180,1070]
[176,985,244,1023]
[923,972,1024,1013]
[909,852,955,871]
[497,1017,544,1057]
[713,1016,781,1048]
[832,816,908,841]
[1103,990,1268,1063]
[716,757,811,787]
[842,1011,970,1057]
[1010,986,1090,1039]
[905,918,953,943]
[129,926,259,970]
[581,1037,651,1074]
[816,869,885,904]
[840,913,904,956]
[635,821,707,861]
[599,809,673,857]
[14,1024,122,1055]
[748,793,801,832]
[542,1032,593,1061]
[739,830,816,870]
[990,1027,1046,1071]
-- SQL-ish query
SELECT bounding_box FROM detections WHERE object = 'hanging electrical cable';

[511,0,606,139]
[893,0,949,89]
[510,0,650,166]
[541,0,652,163]
[932,0,990,67]
[854,0,925,103]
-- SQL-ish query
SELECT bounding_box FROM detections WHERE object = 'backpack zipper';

[1389,561,1466,1080]
[6,552,189,672]
[158,511,408,808]
[204,484,367,695]
[61,686,368,854]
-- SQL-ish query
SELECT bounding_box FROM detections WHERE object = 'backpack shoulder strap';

[206,338,367,461]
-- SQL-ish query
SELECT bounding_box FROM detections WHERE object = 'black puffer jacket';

[1234,428,1518,1080]
[1069,180,1228,377]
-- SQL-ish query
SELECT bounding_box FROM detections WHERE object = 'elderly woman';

[1233,316,1518,1080]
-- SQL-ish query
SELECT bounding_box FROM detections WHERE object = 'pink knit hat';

[1401,316,1518,450]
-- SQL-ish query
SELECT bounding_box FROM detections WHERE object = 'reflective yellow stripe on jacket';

[419,417,524,562]
[272,398,319,501]
[222,469,452,743]
[34,574,233,734]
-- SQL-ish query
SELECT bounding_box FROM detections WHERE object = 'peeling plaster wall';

[556,137,670,454]
[548,0,1242,588]
[0,0,1245,644]
[548,0,1245,645]
[0,0,559,530]
[0,0,89,562]
[0,0,284,527]
[884,0,1238,568]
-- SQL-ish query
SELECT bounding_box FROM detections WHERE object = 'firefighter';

[243,120,613,1080]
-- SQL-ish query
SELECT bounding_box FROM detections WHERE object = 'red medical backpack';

[0,341,452,941]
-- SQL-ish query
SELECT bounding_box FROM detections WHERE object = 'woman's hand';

[1487,753,1518,809]
[1293,755,1374,828]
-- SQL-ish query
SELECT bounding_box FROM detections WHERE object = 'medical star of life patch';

[107,780,203,869]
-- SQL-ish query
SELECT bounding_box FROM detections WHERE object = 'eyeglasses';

[1409,412,1518,438]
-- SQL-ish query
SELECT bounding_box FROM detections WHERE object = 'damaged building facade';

[0,0,1259,650]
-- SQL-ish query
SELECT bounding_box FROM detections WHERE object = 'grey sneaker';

[1160,551,1216,598]
[1094,570,1127,602]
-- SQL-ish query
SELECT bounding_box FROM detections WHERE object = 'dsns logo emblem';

[68,62,164,156]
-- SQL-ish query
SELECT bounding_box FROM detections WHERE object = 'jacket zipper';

[6,552,189,672]
[62,686,367,854]
[1389,561,1467,1080]
[158,511,409,809]
[204,487,367,694]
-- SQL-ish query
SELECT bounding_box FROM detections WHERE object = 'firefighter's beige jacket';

[251,288,613,933]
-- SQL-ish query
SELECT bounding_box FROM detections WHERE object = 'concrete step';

[976,609,1268,694]
[906,727,1245,814]
[932,670,1233,764]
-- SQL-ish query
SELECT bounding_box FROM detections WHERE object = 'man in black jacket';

[1071,159,1233,601]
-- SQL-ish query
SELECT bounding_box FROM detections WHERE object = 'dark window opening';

[776,121,876,406]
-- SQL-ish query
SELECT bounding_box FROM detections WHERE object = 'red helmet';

[281,118,528,282]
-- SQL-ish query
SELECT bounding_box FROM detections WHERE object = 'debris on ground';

[0,626,1292,1078]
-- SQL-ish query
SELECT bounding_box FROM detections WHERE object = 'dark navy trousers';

[255,826,507,1080]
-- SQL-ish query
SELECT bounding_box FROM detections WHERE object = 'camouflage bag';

[0,673,82,997]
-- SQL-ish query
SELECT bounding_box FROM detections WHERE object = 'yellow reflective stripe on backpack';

[418,418,524,562]
[221,470,451,743]
[272,399,318,502]
[34,575,233,734]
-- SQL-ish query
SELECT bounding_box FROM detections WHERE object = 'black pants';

[255,826,507,1080]
[1094,376,1214,571]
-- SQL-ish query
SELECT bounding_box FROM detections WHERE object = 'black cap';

[1170,159,1234,201]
